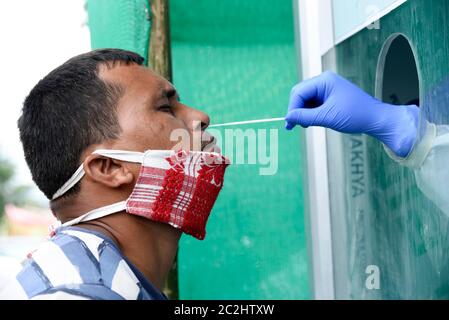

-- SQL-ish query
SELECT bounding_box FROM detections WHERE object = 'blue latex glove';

[285,71,420,158]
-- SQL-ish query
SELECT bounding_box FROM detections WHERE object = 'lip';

[201,135,221,153]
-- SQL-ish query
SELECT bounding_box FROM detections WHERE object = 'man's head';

[18,49,212,210]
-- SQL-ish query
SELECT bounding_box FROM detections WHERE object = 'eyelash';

[158,105,175,115]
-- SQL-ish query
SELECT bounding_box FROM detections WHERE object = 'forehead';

[98,63,172,100]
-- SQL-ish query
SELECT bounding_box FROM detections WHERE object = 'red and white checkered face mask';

[52,149,230,240]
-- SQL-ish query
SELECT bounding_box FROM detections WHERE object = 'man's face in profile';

[100,63,217,154]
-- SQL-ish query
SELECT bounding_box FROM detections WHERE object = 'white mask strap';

[51,164,85,200]
[92,149,145,163]
[61,200,127,227]
[51,150,144,200]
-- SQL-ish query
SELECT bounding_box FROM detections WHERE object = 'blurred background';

[1,0,449,300]
[0,0,90,274]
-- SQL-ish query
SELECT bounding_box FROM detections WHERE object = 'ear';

[82,153,135,188]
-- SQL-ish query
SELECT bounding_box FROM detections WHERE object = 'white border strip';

[296,0,335,300]
[334,0,407,45]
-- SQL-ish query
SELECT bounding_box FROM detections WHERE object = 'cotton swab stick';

[209,117,285,128]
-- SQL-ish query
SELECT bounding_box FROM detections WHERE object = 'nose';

[182,104,210,131]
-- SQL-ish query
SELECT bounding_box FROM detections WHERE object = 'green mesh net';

[87,0,151,62]
[87,0,309,299]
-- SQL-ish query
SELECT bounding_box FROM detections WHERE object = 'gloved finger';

[287,74,327,113]
[285,119,296,130]
[285,107,322,130]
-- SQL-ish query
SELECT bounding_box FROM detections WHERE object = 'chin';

[202,144,221,154]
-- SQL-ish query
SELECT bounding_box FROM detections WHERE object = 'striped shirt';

[0,226,167,300]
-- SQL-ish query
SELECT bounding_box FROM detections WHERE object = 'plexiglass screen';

[324,0,449,299]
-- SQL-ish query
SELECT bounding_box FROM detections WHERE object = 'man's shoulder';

[0,228,146,300]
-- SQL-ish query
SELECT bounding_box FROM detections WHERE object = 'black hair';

[18,48,145,200]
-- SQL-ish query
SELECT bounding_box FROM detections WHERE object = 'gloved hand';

[285,71,420,158]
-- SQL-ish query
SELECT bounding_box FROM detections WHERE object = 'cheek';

[143,114,190,150]
[119,110,191,151]
[158,119,192,150]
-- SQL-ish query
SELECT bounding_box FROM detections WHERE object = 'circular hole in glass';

[377,34,420,107]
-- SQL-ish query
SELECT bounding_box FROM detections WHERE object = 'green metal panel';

[87,0,151,61]
[171,0,309,299]
[324,0,449,299]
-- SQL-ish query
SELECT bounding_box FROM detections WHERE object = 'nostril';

[201,121,209,131]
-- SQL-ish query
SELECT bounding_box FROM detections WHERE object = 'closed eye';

[158,105,175,115]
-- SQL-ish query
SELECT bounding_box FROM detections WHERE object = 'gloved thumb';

[285,108,321,130]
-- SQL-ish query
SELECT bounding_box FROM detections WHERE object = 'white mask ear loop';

[51,150,145,200]
[52,164,85,200]
[61,201,127,227]
[49,150,147,232]
[92,149,145,163]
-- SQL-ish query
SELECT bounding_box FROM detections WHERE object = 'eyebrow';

[146,86,180,108]
[163,88,180,101]
[165,88,176,98]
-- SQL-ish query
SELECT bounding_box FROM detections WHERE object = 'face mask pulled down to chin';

[51,149,230,240]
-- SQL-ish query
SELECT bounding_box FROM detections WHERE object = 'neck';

[68,211,181,292]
